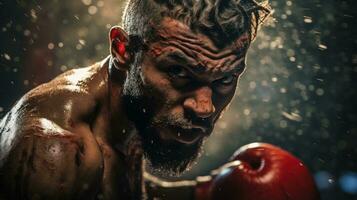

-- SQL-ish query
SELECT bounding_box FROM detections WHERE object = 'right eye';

[168,66,189,79]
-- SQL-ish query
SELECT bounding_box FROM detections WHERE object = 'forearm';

[144,172,211,200]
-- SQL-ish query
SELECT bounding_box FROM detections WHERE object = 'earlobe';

[109,26,130,70]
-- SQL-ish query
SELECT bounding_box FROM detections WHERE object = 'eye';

[168,66,189,79]
[215,74,237,85]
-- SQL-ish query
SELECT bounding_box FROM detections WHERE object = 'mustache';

[152,113,211,132]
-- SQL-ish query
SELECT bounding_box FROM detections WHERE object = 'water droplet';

[4,53,11,60]
[48,43,54,50]
[88,6,98,15]
[303,16,313,23]
[82,0,92,6]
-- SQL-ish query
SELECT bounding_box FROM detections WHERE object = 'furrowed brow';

[164,50,197,66]
[158,50,201,73]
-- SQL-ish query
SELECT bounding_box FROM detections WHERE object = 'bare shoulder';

[0,60,108,199]
[29,61,108,100]
[0,60,107,166]
[27,61,108,124]
[0,117,103,200]
[3,60,109,130]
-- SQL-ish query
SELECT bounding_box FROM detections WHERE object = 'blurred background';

[0,0,356,199]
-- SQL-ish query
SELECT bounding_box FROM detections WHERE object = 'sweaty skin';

[139,18,248,146]
[151,18,248,76]
[0,18,248,200]
[0,60,144,200]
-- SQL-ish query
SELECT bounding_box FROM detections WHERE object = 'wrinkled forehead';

[147,18,249,77]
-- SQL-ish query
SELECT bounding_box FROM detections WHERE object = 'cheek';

[214,84,237,113]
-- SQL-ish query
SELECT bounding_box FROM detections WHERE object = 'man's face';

[123,17,249,175]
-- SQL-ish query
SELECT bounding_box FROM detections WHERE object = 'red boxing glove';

[195,143,320,200]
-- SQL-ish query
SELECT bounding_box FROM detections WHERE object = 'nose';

[183,86,215,119]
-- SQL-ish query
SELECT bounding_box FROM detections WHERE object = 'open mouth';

[170,125,205,144]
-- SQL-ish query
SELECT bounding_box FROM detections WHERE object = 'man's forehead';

[153,18,250,51]
[148,17,248,76]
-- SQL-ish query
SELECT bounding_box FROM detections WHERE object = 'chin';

[122,89,208,176]
[140,127,205,177]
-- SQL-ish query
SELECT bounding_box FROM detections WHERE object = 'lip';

[170,126,206,144]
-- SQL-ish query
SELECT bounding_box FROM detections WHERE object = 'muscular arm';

[0,118,103,200]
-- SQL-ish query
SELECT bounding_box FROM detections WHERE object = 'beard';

[139,124,204,177]
[122,69,204,176]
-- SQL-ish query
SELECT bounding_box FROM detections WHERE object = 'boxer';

[0,1,319,200]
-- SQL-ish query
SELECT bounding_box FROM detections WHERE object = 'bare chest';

[95,139,145,200]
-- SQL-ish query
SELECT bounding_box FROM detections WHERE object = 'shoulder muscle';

[0,118,103,200]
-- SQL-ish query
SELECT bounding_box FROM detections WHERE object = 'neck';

[94,56,139,155]
[92,56,145,199]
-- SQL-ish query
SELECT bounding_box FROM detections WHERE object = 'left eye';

[216,75,236,85]
[168,66,189,79]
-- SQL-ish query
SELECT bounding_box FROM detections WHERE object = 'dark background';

[0,0,356,199]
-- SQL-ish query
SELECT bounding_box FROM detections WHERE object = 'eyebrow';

[167,52,214,76]
[159,50,202,73]
[159,50,245,78]
[164,51,194,66]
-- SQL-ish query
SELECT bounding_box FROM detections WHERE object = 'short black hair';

[122,0,271,47]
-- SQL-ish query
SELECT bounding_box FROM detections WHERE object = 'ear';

[109,26,131,71]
